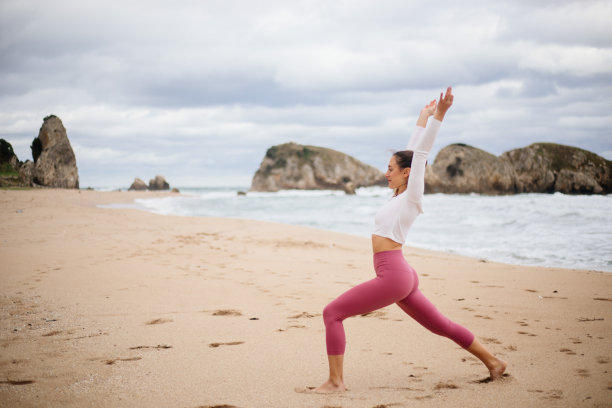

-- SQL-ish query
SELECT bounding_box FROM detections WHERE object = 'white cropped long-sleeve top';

[372,118,442,244]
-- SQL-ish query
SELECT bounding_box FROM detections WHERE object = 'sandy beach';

[1,189,611,408]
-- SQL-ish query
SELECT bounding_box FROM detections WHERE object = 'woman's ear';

[403,168,411,179]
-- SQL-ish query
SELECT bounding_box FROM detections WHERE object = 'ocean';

[101,188,612,273]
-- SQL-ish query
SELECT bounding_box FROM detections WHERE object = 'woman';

[315,87,507,393]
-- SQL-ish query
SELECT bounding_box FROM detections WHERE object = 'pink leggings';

[323,250,474,355]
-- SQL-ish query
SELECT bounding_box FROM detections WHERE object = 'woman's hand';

[434,87,453,121]
[422,99,437,117]
[416,99,437,127]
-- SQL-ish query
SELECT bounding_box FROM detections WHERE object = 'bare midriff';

[372,234,403,253]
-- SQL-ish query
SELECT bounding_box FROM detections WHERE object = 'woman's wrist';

[416,111,430,127]
[433,110,446,121]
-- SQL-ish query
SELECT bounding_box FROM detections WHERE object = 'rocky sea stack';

[425,142,612,195]
[21,115,79,188]
[250,142,386,194]
[128,175,174,191]
[425,144,518,194]
[502,143,612,194]
[0,115,79,188]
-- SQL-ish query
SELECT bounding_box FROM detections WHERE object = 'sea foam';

[102,187,612,272]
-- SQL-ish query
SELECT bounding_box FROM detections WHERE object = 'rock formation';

[129,178,148,191]
[127,175,172,191]
[250,142,386,193]
[22,115,79,188]
[148,175,170,190]
[501,143,611,194]
[18,161,34,187]
[425,142,611,195]
[425,144,518,194]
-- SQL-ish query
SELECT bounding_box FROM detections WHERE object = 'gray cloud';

[1,0,611,187]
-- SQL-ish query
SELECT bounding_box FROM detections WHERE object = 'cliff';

[425,144,518,195]
[19,115,79,188]
[501,143,612,194]
[250,142,386,193]
[425,143,612,195]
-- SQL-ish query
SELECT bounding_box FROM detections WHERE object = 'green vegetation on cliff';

[263,143,354,176]
[531,142,610,173]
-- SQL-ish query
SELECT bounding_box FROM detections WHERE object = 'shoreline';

[96,187,611,274]
[1,189,611,407]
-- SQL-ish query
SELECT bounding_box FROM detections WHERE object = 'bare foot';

[314,379,347,393]
[489,358,508,380]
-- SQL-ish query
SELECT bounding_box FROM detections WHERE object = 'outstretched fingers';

[438,87,453,109]
[440,86,453,105]
[433,87,453,121]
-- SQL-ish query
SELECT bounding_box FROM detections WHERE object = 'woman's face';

[385,156,410,190]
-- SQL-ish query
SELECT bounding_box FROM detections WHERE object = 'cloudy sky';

[1,0,611,188]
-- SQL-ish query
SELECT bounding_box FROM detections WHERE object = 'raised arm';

[406,99,436,150]
[405,87,454,207]
[417,99,437,128]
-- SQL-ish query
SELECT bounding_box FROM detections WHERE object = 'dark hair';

[393,150,414,169]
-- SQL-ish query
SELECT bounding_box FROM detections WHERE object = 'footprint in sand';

[434,382,458,390]
[481,337,502,345]
[360,310,387,319]
[196,405,239,408]
[293,386,316,394]
[559,348,577,355]
[407,374,424,383]
[129,345,172,350]
[369,386,424,392]
[208,341,244,348]
[104,357,142,365]
[577,317,604,322]
[288,312,318,319]
[277,325,307,332]
[42,330,62,337]
[517,331,537,337]
[529,389,563,400]
[575,368,590,377]
[0,379,35,386]
[597,356,609,364]
[212,310,242,316]
[145,318,173,325]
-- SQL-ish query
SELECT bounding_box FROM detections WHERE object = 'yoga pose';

[315,87,507,393]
